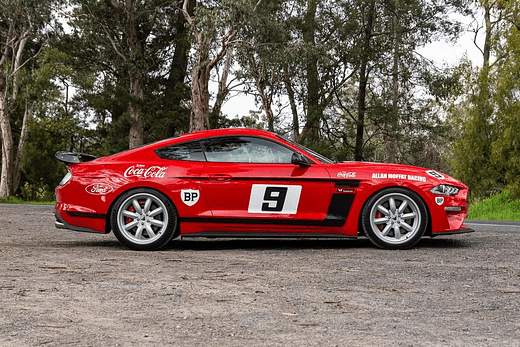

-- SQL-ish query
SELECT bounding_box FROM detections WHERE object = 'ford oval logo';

[85,183,114,195]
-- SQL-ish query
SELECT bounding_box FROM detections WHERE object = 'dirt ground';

[1,204,520,346]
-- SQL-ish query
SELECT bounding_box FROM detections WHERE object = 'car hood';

[330,162,466,188]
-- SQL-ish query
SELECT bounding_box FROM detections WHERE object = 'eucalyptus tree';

[180,0,265,132]
[0,0,63,197]
[68,0,193,150]
[69,0,155,149]
[325,0,465,162]
[246,0,357,144]
[233,0,288,132]
[449,0,509,198]
[487,2,520,197]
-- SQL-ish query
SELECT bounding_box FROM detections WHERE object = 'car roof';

[177,128,278,142]
[101,128,283,162]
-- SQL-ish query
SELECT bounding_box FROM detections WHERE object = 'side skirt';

[182,232,357,239]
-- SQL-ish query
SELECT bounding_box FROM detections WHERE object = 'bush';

[20,180,55,202]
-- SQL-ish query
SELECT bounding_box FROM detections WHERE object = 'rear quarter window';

[155,141,205,161]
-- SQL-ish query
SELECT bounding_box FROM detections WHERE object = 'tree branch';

[253,0,264,11]
[209,27,235,70]
[181,0,200,39]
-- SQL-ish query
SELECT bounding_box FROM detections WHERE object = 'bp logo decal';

[181,189,199,206]
[435,197,445,206]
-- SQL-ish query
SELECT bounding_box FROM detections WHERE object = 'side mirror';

[291,152,311,167]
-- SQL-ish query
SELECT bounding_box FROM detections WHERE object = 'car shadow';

[52,235,470,251]
[165,237,374,251]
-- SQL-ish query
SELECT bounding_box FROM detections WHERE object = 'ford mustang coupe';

[54,128,473,251]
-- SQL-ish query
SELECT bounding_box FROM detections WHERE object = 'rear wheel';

[362,188,428,249]
[111,188,178,251]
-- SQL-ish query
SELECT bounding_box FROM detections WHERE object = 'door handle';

[208,174,232,181]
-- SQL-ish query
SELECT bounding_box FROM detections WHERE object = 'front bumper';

[430,225,475,237]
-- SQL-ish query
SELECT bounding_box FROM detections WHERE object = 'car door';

[199,136,332,228]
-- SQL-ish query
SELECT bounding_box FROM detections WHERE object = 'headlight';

[430,184,460,196]
[59,170,72,186]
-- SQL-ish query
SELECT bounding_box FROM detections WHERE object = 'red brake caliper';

[126,206,135,225]
[376,211,383,230]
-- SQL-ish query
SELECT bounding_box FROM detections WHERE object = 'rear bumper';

[54,211,109,234]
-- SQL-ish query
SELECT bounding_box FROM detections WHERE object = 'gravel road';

[1,204,520,346]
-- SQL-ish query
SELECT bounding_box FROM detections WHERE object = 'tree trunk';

[354,0,375,161]
[483,3,491,68]
[125,0,145,149]
[182,0,235,132]
[0,86,14,197]
[386,6,399,163]
[164,0,194,135]
[12,101,34,192]
[300,0,321,144]
[128,71,144,149]
[283,64,300,142]
[257,84,274,132]
[212,46,233,123]
[256,67,275,132]
[190,43,212,131]
[0,29,29,197]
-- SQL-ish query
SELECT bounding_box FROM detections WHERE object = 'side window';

[155,141,205,161]
[203,137,250,163]
[203,136,295,164]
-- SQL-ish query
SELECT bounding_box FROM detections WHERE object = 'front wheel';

[362,188,428,250]
[111,188,178,251]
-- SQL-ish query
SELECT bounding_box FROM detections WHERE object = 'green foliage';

[468,191,520,221]
[0,195,54,204]
[22,117,76,193]
[449,66,498,199]
[449,2,520,200]
[20,180,55,202]
[490,16,520,199]
[6,0,517,202]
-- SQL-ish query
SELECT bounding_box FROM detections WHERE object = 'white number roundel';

[248,184,302,214]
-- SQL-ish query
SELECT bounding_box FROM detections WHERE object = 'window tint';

[155,141,205,161]
[203,136,295,164]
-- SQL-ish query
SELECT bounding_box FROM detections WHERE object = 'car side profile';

[54,128,473,250]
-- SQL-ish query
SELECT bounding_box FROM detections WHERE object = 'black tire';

[110,188,178,251]
[361,187,428,250]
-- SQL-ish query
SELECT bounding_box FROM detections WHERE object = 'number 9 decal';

[248,184,302,214]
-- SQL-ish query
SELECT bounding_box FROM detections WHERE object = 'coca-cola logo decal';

[86,183,114,195]
[124,164,167,179]
[337,171,356,178]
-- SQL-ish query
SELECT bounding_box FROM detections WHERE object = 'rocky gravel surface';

[1,204,520,346]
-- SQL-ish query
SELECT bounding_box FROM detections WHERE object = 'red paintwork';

[55,128,469,237]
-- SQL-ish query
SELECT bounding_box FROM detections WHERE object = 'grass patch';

[468,191,520,221]
[0,196,54,205]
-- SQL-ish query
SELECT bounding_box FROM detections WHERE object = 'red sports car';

[54,128,473,250]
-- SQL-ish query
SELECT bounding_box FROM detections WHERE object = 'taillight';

[58,169,72,186]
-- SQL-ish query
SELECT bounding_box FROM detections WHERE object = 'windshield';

[277,135,335,164]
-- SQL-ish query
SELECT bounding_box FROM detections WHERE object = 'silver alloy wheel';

[116,193,169,245]
[368,192,422,245]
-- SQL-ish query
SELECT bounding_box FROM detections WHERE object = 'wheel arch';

[104,184,178,234]
[357,185,432,237]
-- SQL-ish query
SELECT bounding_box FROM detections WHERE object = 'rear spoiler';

[55,151,97,164]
